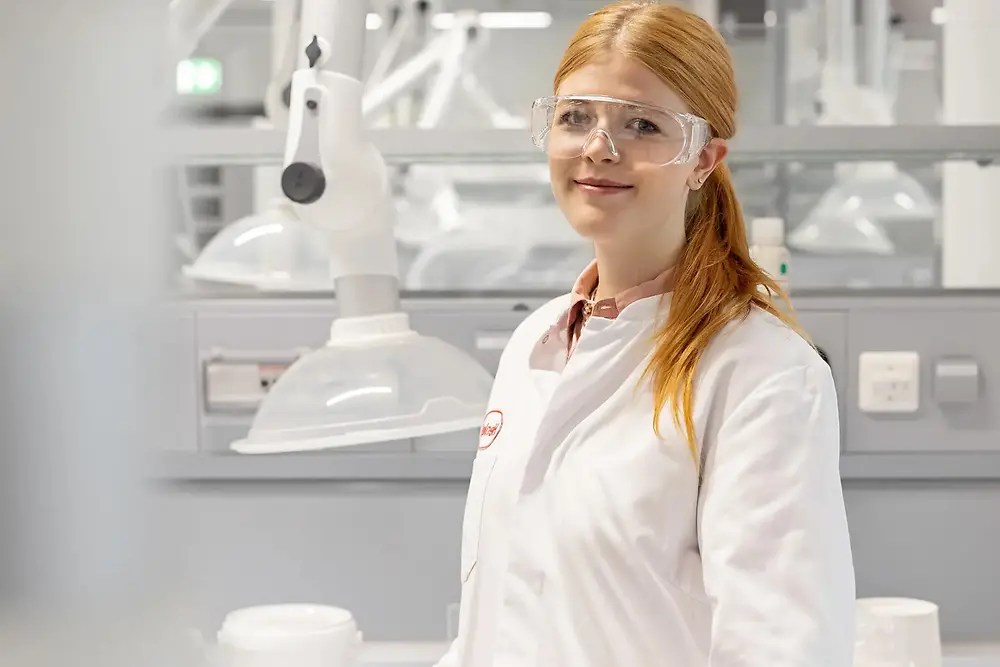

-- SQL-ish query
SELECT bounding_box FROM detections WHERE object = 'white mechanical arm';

[280,2,403,318]
[173,0,523,313]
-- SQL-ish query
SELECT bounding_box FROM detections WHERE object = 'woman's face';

[549,53,721,248]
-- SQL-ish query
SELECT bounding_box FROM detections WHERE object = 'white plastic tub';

[216,604,363,667]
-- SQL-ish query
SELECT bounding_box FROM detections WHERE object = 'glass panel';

[733,158,939,289]
[174,153,1000,295]
[387,158,943,292]
[173,0,997,130]
[729,1,996,129]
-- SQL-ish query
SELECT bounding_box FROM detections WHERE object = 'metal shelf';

[166,125,1000,165]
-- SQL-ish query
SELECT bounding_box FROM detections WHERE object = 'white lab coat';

[435,292,856,667]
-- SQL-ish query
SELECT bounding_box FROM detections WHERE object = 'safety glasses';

[530,95,710,167]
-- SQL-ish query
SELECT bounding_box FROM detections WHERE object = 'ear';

[687,138,728,190]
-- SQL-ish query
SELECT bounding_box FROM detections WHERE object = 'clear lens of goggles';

[530,95,710,166]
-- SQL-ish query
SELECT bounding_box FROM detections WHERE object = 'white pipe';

[460,73,528,129]
[861,0,889,93]
[271,0,300,76]
[361,28,456,118]
[263,0,300,127]
[825,0,856,84]
[403,0,437,127]
[941,0,1000,287]
[298,0,368,78]
[366,6,416,90]
[417,26,470,128]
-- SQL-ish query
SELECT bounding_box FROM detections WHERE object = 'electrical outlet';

[205,361,291,412]
[858,351,921,413]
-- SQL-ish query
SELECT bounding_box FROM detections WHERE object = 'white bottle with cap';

[749,216,791,292]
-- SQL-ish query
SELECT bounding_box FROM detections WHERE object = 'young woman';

[437,2,856,665]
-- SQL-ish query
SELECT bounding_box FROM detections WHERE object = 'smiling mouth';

[574,179,633,190]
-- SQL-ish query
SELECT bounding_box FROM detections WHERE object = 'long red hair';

[553,1,806,463]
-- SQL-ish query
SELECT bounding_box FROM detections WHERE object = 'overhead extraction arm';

[280,0,402,317]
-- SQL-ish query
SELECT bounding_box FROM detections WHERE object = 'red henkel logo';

[479,410,503,450]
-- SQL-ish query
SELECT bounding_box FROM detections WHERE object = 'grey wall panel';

[196,308,333,349]
[163,480,467,642]
[844,480,1000,642]
[846,308,1000,453]
[159,478,1000,644]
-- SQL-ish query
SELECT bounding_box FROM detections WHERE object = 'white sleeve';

[697,363,856,667]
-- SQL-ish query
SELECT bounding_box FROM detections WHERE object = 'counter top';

[356,642,1000,666]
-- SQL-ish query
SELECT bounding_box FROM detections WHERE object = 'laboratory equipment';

[854,598,942,667]
[749,216,791,291]
[231,321,494,453]
[790,1,937,257]
[216,604,363,667]
[364,4,525,130]
[182,197,332,291]
[179,2,528,293]
[231,1,494,453]
[404,201,590,290]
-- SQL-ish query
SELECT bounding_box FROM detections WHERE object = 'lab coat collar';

[530,259,676,371]
[569,258,677,324]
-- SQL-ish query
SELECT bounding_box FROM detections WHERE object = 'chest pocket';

[460,450,498,583]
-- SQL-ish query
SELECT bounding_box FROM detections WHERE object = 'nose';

[581,128,619,163]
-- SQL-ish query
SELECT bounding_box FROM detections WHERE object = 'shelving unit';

[166,124,1000,165]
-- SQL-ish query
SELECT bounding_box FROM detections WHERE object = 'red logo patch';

[479,410,503,450]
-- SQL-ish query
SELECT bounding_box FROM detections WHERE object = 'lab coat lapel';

[520,320,654,495]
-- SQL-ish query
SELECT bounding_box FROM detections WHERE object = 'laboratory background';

[1,0,999,665]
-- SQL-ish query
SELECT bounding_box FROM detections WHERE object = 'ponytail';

[641,164,805,466]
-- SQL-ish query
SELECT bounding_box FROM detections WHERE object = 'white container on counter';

[854,597,943,667]
[216,604,363,667]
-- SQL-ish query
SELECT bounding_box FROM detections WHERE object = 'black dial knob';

[282,162,326,204]
[305,35,322,68]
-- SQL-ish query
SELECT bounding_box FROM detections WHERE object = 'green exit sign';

[176,58,223,95]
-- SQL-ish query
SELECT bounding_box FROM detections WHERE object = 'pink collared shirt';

[531,259,677,371]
